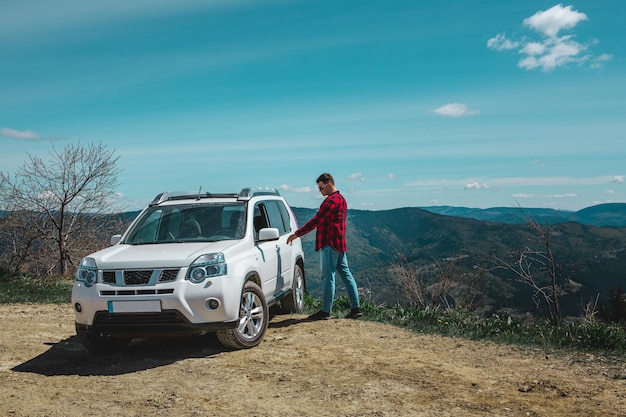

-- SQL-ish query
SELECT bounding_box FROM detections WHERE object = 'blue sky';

[1,0,625,212]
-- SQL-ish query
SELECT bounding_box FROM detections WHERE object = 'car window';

[126,209,164,243]
[252,203,270,239]
[276,200,292,233]
[265,200,288,235]
[125,203,245,244]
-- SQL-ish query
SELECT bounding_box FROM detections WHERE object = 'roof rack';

[149,191,238,206]
[237,187,280,200]
[149,187,280,206]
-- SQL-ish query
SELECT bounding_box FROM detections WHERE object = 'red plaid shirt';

[295,191,348,252]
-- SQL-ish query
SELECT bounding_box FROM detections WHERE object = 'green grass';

[0,271,72,304]
[328,296,626,353]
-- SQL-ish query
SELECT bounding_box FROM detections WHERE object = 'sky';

[1,0,625,212]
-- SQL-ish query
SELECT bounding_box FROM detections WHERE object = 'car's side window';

[252,203,270,240]
[276,200,292,233]
[265,200,288,235]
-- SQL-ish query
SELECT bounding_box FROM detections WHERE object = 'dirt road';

[1,304,625,416]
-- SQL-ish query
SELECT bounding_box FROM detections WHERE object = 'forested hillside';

[292,206,626,319]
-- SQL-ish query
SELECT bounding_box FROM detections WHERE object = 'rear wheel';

[281,264,305,313]
[75,323,131,354]
[217,281,268,349]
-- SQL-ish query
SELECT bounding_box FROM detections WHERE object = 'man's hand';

[286,234,298,245]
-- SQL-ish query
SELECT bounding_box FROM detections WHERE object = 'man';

[287,173,362,320]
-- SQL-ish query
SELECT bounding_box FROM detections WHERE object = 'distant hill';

[292,206,626,319]
[420,203,626,227]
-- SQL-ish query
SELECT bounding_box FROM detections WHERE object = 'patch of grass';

[322,296,626,353]
[0,271,72,304]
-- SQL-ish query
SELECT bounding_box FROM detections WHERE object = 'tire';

[216,281,268,349]
[281,264,305,313]
[75,323,131,354]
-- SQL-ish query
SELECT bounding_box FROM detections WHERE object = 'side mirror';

[110,234,122,245]
[257,228,280,242]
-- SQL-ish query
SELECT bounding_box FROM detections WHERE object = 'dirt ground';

[1,304,625,417]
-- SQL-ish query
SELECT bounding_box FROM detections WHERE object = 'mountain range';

[292,203,626,319]
[418,203,626,227]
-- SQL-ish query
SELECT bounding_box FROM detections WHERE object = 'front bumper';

[72,269,243,335]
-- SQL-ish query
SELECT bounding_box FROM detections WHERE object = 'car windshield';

[124,202,246,245]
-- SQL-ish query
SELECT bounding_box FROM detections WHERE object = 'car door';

[265,200,293,294]
[252,202,279,300]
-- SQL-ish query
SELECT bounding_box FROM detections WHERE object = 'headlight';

[186,253,227,283]
[76,257,98,287]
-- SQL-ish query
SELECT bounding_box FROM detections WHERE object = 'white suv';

[72,187,306,352]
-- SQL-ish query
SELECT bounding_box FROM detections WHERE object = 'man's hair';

[316,172,334,185]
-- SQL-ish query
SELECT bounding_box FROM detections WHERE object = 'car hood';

[89,241,240,269]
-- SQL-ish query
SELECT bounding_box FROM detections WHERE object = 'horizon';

[1,1,625,212]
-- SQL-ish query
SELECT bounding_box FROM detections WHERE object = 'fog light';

[74,303,83,313]
[205,298,220,310]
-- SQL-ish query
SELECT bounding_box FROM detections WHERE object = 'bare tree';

[0,141,122,276]
[389,254,425,308]
[390,254,482,311]
[490,213,574,325]
[0,211,39,274]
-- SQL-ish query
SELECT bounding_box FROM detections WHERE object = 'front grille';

[103,271,116,284]
[100,269,181,286]
[159,269,179,282]
[100,289,174,296]
[124,270,152,285]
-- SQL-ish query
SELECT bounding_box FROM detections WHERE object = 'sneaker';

[344,308,363,319]
[306,310,331,321]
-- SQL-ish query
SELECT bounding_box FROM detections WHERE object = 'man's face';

[317,182,330,196]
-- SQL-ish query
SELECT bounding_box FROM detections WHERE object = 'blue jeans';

[319,246,360,313]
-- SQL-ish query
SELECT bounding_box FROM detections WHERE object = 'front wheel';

[281,264,305,313]
[217,281,268,349]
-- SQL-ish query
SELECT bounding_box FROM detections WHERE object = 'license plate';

[108,300,162,313]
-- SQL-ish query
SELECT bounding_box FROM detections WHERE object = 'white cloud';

[591,53,614,69]
[386,173,396,179]
[611,176,624,183]
[407,176,618,188]
[464,182,489,190]
[523,4,587,38]
[1,127,42,140]
[487,4,608,72]
[279,184,313,193]
[520,41,547,56]
[432,103,479,118]
[348,172,365,182]
[518,36,588,71]
[605,189,617,196]
[486,33,519,51]
[512,193,577,199]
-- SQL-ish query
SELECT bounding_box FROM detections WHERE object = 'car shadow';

[12,310,308,376]
[12,313,311,377]
[11,334,228,377]
[268,317,310,328]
